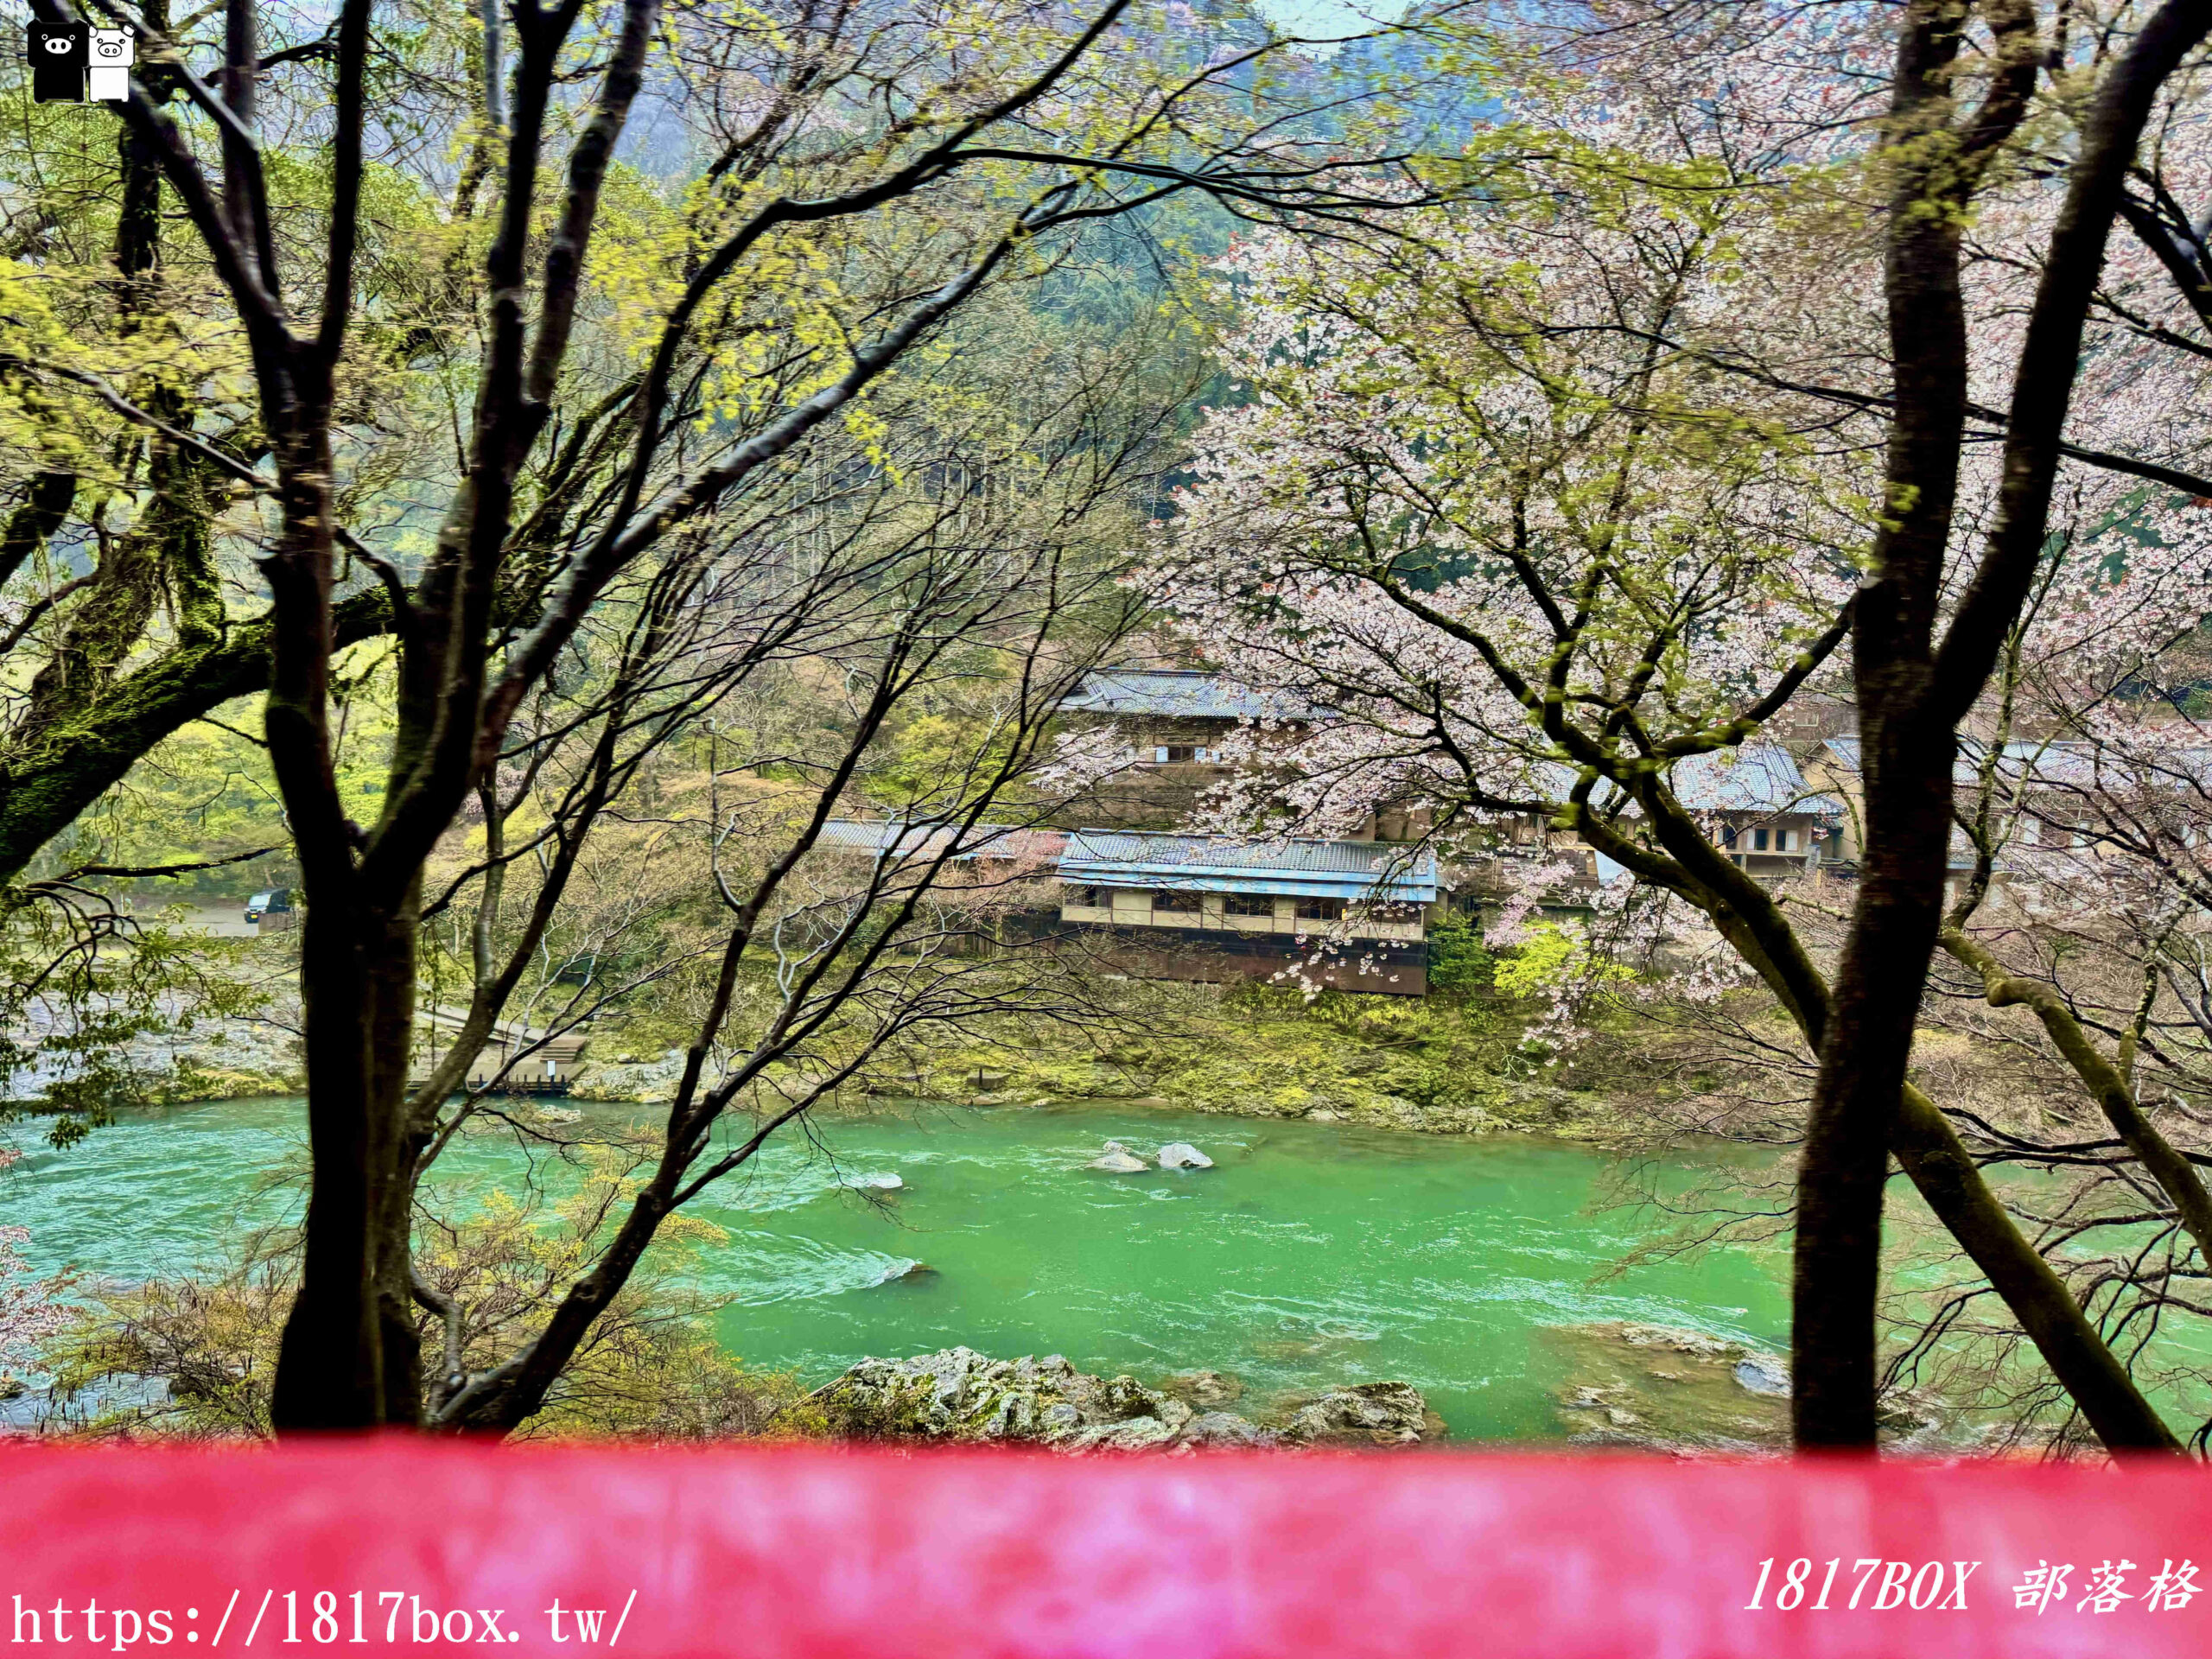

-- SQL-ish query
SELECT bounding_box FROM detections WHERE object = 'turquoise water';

[3,1097,1789,1438]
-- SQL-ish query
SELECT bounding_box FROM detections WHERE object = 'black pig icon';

[29,21,89,103]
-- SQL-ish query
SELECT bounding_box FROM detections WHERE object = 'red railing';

[3,1441,2207,1656]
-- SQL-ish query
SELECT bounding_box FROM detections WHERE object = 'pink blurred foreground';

[3,1441,2210,1656]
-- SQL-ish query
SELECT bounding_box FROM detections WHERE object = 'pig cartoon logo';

[87,27,134,100]
[29,21,89,103]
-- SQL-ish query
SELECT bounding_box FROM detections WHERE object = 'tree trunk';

[268,892,384,1427]
[268,830,429,1430]
[366,887,426,1424]
[1790,2,1979,1446]
[263,418,427,1429]
[1794,719,1957,1444]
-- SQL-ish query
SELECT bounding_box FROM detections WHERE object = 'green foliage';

[50,713,288,901]
[520,1327,820,1444]
[1424,910,1495,994]
[0,905,262,1147]
[1491,923,1632,1001]
[827,972,1612,1133]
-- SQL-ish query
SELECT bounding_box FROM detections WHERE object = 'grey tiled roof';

[1821,734,2212,791]
[1059,830,1438,902]
[1058,668,1312,722]
[1667,747,1847,817]
[1543,745,1844,818]
[814,821,1068,862]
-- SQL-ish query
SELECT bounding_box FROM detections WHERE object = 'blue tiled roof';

[817,822,1435,901]
[1059,830,1439,903]
[1059,669,1311,722]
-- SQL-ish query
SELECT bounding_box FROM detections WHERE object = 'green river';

[4,1097,1790,1439]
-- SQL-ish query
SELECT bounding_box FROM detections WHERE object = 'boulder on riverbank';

[808,1348,1433,1453]
[1541,1322,1946,1453]
[570,1048,686,1102]
[809,1348,1188,1446]
[1541,1322,1791,1452]
[1278,1382,1433,1446]
[1733,1354,1789,1397]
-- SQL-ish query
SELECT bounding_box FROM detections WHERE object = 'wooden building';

[412,1004,589,1096]
[1056,830,1439,995]
[1667,747,1847,880]
[1054,667,1437,840]
[815,820,1441,995]
[1457,744,1847,899]
[1807,733,2212,907]
[1054,668,1310,830]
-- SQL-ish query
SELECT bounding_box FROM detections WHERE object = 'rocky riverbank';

[569,1046,1602,1136]
[49,1029,1612,1139]
[99,1016,304,1102]
[82,970,1637,1140]
[568,976,1638,1136]
[804,1347,1436,1452]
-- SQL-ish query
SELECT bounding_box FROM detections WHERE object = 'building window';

[1752,826,1770,851]
[1154,745,1199,763]
[1776,828,1792,852]
[1224,893,1276,918]
[1064,885,1107,908]
[1152,889,1202,915]
[1720,825,1738,848]
[1294,895,1344,921]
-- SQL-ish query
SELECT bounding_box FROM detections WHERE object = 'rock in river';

[1087,1140,1149,1173]
[1541,1323,1815,1453]
[840,1173,905,1192]
[1156,1141,1215,1170]
[1159,1368,1244,1407]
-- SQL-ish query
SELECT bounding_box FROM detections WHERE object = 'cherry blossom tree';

[1157,0,2212,1450]
[1903,594,2212,1440]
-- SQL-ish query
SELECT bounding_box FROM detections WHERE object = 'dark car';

[245,888,294,923]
